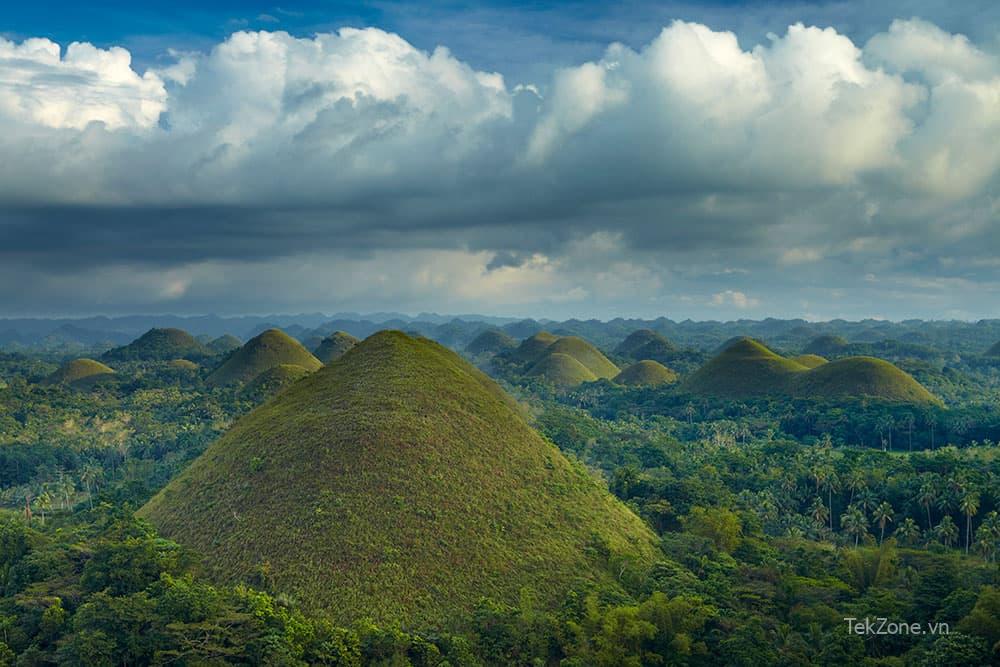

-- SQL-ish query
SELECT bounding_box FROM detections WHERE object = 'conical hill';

[313,331,360,363]
[206,329,322,386]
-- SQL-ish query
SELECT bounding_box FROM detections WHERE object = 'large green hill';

[684,338,939,404]
[240,363,310,401]
[206,329,322,386]
[614,360,678,387]
[140,331,658,627]
[465,329,517,356]
[207,334,243,354]
[506,331,560,365]
[614,329,677,361]
[313,331,360,364]
[46,358,116,385]
[527,352,598,387]
[103,328,209,361]
[546,337,619,379]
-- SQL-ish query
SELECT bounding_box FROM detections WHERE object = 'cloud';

[0,19,998,318]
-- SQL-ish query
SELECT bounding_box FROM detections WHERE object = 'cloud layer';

[0,19,998,318]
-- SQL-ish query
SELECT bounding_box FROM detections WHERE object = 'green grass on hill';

[546,337,619,379]
[465,329,517,355]
[103,328,210,361]
[791,354,828,369]
[241,363,310,400]
[168,359,199,371]
[527,352,599,387]
[207,334,243,354]
[313,331,360,364]
[614,329,676,358]
[684,339,939,405]
[206,329,322,386]
[507,331,560,365]
[804,335,849,356]
[614,360,678,386]
[140,331,658,628]
[46,358,115,385]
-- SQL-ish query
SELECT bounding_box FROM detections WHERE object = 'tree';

[974,511,1000,562]
[34,491,53,525]
[80,464,104,510]
[681,506,742,552]
[841,505,869,547]
[958,490,979,555]
[873,501,894,545]
[933,516,958,549]
[902,412,916,452]
[917,480,937,530]
[894,517,921,546]
[809,496,829,530]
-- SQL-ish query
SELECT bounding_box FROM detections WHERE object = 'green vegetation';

[45,358,115,385]
[614,329,678,363]
[167,359,199,372]
[103,328,209,361]
[313,331,360,363]
[804,334,851,356]
[684,338,939,405]
[141,331,658,627]
[207,334,243,354]
[546,337,619,379]
[987,341,1000,357]
[465,329,516,356]
[206,329,322,386]
[614,360,678,386]
[505,331,559,365]
[240,363,310,400]
[792,353,828,368]
[527,352,598,387]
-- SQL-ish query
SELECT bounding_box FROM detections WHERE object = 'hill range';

[140,331,658,627]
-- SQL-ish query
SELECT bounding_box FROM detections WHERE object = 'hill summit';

[140,331,658,626]
[614,360,678,386]
[684,338,939,404]
[465,329,517,356]
[46,358,115,385]
[206,329,322,386]
[614,329,677,363]
[313,331,360,363]
[103,328,209,361]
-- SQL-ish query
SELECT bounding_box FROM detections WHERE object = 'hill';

[527,352,599,387]
[684,339,939,404]
[804,334,849,357]
[46,358,115,385]
[240,364,310,400]
[506,331,560,365]
[465,329,517,356]
[140,331,658,627]
[546,337,619,378]
[205,329,322,386]
[791,354,828,369]
[103,328,209,361]
[987,341,1000,357]
[167,359,199,372]
[313,331,360,364]
[614,360,678,386]
[792,357,941,405]
[207,334,242,354]
[614,329,676,359]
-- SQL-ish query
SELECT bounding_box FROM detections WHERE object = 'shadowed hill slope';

[804,335,850,357]
[527,352,599,387]
[614,329,677,359]
[46,359,115,385]
[614,360,678,386]
[465,329,517,356]
[988,341,1000,357]
[103,328,209,361]
[506,331,560,365]
[207,334,242,354]
[313,331,360,364]
[140,331,658,627]
[206,329,321,386]
[240,363,310,400]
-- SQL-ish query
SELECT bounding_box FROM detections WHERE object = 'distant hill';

[804,335,849,357]
[546,337,619,379]
[103,328,209,362]
[791,354,828,369]
[614,360,678,386]
[240,363,310,400]
[167,359,199,372]
[465,329,517,356]
[506,331,560,365]
[684,338,939,404]
[313,331,359,364]
[207,334,242,354]
[527,352,598,387]
[46,358,115,385]
[614,329,677,360]
[987,341,1000,357]
[206,329,322,386]
[140,331,658,627]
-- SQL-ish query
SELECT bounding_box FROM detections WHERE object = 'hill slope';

[792,354,828,369]
[684,339,939,404]
[614,360,678,386]
[206,329,322,386]
[313,331,360,364]
[241,364,310,400]
[46,359,115,385]
[140,331,658,627]
[465,329,517,356]
[207,334,243,354]
[546,337,619,378]
[614,329,676,359]
[527,352,599,387]
[506,331,560,365]
[987,341,1000,357]
[804,335,849,357]
[103,328,209,361]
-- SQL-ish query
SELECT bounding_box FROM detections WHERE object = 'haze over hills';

[207,334,242,354]
[312,331,360,364]
[206,329,322,386]
[465,329,517,356]
[684,338,940,404]
[140,331,659,626]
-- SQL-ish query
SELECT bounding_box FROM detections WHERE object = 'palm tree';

[80,464,103,510]
[877,415,894,451]
[917,481,937,530]
[821,468,839,532]
[973,511,999,562]
[841,505,869,547]
[894,517,921,546]
[845,469,867,505]
[933,516,958,548]
[902,412,916,452]
[873,501,894,545]
[34,492,53,525]
[959,491,980,555]
[809,496,829,529]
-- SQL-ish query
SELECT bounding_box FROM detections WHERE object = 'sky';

[1,1,999,321]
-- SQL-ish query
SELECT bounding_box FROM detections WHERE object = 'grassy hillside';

[614,360,678,386]
[206,329,322,386]
[103,328,209,361]
[614,329,676,359]
[207,334,243,354]
[546,337,619,378]
[506,331,560,365]
[684,339,939,404]
[167,359,199,371]
[465,329,517,355]
[804,335,849,356]
[241,363,310,400]
[527,352,599,387]
[313,331,360,364]
[46,358,115,385]
[791,354,828,369]
[140,331,658,627]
